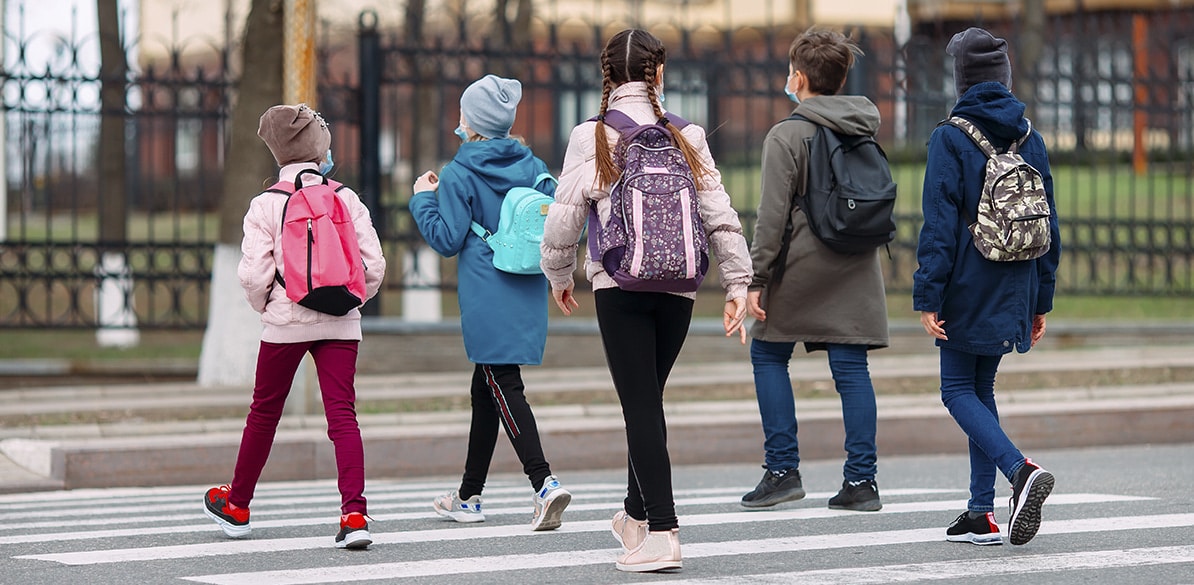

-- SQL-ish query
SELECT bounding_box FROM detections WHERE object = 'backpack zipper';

[306,218,314,293]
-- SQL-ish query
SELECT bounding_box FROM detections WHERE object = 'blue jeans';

[939,347,1027,513]
[751,340,878,482]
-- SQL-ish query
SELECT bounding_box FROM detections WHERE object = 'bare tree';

[492,0,533,78]
[96,0,126,243]
[407,0,438,181]
[94,0,139,348]
[219,0,284,245]
[198,0,284,386]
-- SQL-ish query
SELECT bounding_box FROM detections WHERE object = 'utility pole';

[284,0,317,106]
[283,0,321,416]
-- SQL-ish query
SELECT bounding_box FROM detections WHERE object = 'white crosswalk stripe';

[1,478,1190,585]
[171,514,1194,585]
[655,545,1194,585]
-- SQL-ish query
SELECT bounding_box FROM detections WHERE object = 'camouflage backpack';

[945,116,1051,262]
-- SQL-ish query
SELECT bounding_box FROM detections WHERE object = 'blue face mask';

[784,74,800,104]
[454,125,468,141]
[319,149,334,174]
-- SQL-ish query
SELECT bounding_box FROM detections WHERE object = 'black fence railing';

[1,4,1192,329]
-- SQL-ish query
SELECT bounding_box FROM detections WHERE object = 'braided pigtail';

[643,51,711,182]
[594,54,619,189]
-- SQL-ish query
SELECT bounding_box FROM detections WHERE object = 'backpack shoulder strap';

[590,110,691,134]
[265,181,294,196]
[944,116,998,158]
[533,172,557,190]
[1008,118,1033,154]
[590,109,637,133]
[662,112,690,130]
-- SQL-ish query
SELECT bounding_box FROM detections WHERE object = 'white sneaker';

[530,475,571,531]
[432,490,485,523]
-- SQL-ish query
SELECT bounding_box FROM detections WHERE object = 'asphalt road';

[2,443,1192,585]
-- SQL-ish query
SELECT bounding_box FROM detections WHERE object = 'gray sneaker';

[741,467,806,508]
[432,490,485,523]
[530,475,571,531]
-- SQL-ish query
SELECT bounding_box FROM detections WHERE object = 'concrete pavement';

[0,319,1192,493]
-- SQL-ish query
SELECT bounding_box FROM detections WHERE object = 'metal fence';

[1,3,1192,329]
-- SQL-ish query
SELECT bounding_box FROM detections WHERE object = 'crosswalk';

[2,477,1193,584]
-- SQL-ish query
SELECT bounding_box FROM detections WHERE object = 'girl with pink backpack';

[202,104,386,549]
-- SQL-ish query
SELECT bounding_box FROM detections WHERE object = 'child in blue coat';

[914,28,1061,547]
[409,74,570,532]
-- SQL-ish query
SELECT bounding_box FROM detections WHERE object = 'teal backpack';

[470,172,557,275]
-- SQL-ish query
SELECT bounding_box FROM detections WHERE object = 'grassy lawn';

[721,163,1193,220]
[3,293,1190,362]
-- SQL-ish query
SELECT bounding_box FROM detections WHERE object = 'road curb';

[5,386,1193,492]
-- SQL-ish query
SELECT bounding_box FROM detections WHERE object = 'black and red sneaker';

[336,512,372,549]
[946,511,1003,545]
[1008,458,1055,545]
[203,484,251,538]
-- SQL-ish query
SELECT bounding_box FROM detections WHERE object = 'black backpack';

[787,114,897,255]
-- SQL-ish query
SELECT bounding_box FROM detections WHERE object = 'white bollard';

[402,245,442,322]
[95,251,140,348]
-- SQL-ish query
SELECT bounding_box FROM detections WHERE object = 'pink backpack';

[267,170,366,316]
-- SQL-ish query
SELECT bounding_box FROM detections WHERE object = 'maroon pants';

[229,340,366,516]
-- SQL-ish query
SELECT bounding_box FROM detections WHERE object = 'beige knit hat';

[257,104,331,166]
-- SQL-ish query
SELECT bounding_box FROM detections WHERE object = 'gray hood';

[791,95,881,137]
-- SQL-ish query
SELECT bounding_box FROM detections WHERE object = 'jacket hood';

[451,138,540,193]
[950,81,1030,142]
[792,95,881,137]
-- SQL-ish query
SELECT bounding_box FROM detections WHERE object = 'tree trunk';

[95,0,138,348]
[401,0,445,322]
[491,0,533,78]
[1019,0,1045,120]
[218,0,284,246]
[96,0,126,244]
[198,0,284,387]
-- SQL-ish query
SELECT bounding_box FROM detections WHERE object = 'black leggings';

[459,364,552,499]
[595,287,693,532]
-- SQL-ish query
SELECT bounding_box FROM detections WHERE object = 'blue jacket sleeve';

[534,158,557,199]
[409,167,474,258]
[913,127,963,313]
[1029,134,1060,314]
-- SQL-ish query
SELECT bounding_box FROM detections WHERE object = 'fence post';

[1132,14,1149,176]
[359,10,381,315]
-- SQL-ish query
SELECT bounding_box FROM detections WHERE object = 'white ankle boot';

[615,528,682,572]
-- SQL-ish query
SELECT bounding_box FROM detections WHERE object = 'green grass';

[0,329,205,360]
[721,163,1193,220]
[2,293,1190,362]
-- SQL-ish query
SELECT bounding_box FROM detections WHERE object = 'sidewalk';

[0,320,1192,493]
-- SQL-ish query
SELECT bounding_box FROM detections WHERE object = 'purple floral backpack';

[587,110,709,293]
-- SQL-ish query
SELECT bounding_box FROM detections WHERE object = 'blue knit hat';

[460,75,521,139]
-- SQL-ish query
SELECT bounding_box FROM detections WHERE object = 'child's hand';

[1031,314,1047,346]
[413,171,439,194]
[920,311,947,340]
[724,297,747,344]
[747,290,765,321]
[552,284,580,316]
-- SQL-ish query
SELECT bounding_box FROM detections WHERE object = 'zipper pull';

[307,218,314,242]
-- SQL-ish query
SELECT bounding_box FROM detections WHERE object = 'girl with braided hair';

[540,28,753,573]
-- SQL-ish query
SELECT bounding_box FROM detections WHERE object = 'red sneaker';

[203,484,251,538]
[336,512,372,549]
